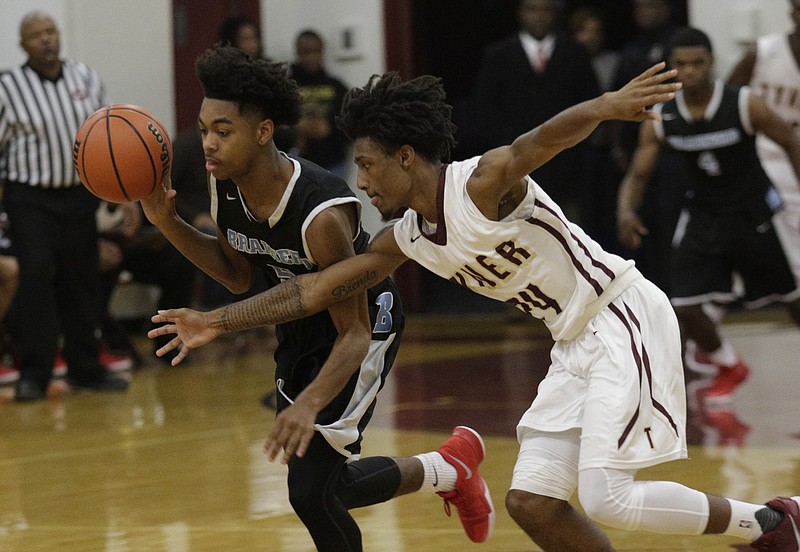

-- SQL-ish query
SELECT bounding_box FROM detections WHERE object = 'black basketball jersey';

[210,156,402,376]
[654,82,780,217]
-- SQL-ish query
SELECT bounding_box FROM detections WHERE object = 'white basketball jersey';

[750,33,800,284]
[751,33,800,167]
[393,157,640,341]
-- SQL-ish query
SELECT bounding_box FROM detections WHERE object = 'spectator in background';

[610,0,687,294]
[289,29,351,179]
[611,0,678,166]
[170,129,215,238]
[570,6,620,93]
[470,0,599,224]
[0,11,128,401]
[569,6,623,254]
[218,15,263,59]
[96,202,196,365]
[0,211,18,385]
[612,0,677,110]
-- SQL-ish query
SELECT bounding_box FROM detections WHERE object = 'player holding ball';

[139,45,495,550]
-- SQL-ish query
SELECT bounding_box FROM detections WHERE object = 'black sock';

[756,506,785,533]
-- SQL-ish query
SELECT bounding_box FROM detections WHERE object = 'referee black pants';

[4,182,104,387]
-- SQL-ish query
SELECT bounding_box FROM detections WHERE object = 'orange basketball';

[73,104,172,203]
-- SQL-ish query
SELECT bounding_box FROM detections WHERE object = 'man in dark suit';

[470,0,599,223]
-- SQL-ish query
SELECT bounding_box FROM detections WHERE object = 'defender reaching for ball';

[150,62,800,551]
[140,45,494,551]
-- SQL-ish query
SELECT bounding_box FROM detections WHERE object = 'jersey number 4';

[697,151,721,177]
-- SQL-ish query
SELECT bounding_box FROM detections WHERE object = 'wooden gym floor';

[0,309,797,551]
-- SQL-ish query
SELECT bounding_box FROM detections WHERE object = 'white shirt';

[519,32,554,71]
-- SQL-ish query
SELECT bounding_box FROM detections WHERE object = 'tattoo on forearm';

[332,270,377,301]
[219,279,307,332]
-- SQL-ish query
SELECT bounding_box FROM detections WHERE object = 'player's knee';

[505,489,564,530]
[578,488,624,528]
[287,476,324,520]
[578,468,639,530]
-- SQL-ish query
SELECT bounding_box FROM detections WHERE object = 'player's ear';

[257,119,274,146]
[398,145,414,168]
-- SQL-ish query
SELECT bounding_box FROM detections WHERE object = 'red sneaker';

[704,408,751,447]
[436,426,495,543]
[52,350,67,377]
[99,348,133,372]
[703,360,750,403]
[750,496,800,551]
[0,360,19,384]
[53,347,133,376]
[684,340,716,375]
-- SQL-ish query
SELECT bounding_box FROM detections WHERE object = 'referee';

[0,11,128,401]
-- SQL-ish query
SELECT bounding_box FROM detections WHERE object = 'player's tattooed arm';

[331,269,381,301]
[149,235,406,364]
[215,278,307,332]
[211,265,385,332]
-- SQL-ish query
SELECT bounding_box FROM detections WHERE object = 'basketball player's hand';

[617,209,649,250]
[149,308,223,365]
[140,174,178,226]
[263,400,318,464]
[602,62,681,122]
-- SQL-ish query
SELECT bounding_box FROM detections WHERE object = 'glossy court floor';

[0,309,798,551]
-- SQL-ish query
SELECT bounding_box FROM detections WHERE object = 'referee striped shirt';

[0,59,107,188]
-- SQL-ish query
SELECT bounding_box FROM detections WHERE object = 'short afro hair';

[337,72,457,163]
[666,27,713,59]
[195,45,301,126]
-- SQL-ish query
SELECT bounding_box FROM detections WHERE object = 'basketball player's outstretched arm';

[149,226,408,364]
[467,63,680,212]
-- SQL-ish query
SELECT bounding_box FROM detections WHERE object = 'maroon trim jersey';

[393,157,640,341]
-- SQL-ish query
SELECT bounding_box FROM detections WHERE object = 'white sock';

[710,340,739,366]
[414,451,457,493]
[725,499,764,541]
[701,303,727,324]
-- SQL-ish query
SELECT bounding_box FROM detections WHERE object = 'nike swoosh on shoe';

[449,455,473,480]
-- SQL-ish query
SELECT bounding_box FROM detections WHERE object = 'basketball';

[73,104,172,203]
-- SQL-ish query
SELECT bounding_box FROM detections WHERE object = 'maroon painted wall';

[172,0,261,134]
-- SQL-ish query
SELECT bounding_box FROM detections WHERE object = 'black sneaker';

[66,372,129,392]
[15,379,45,402]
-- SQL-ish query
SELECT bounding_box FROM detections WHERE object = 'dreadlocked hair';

[337,72,457,163]
[195,45,301,126]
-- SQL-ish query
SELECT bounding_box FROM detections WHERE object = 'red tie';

[534,44,547,73]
